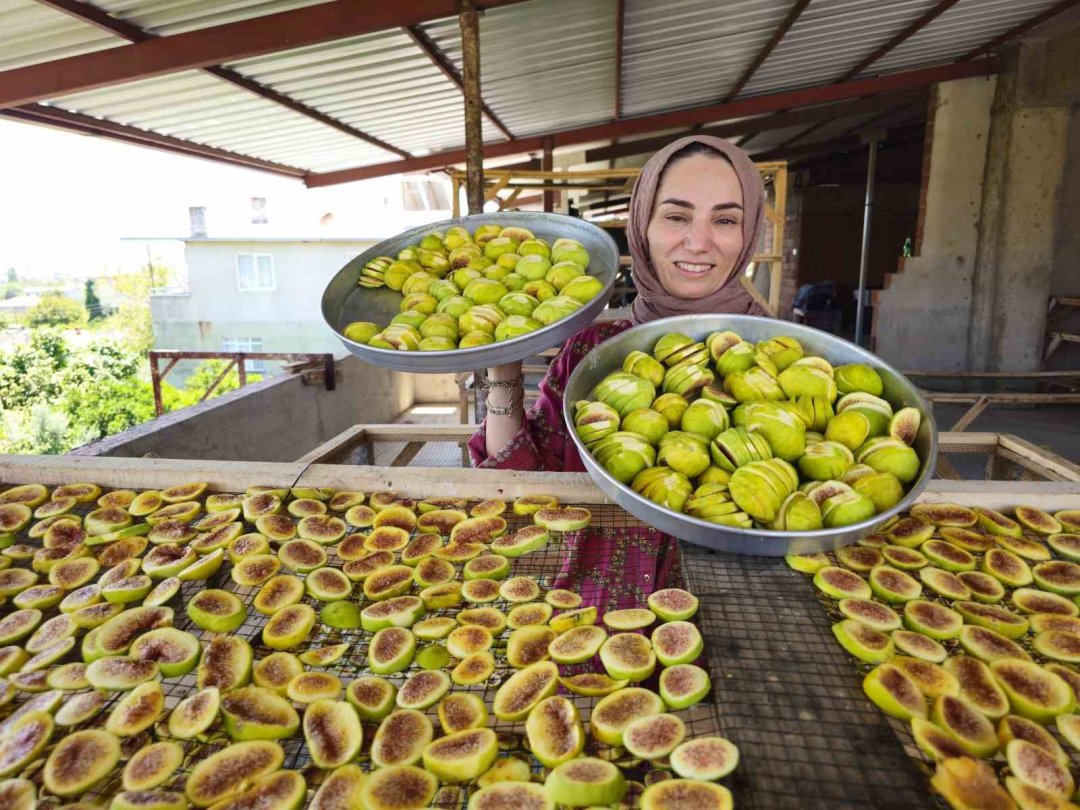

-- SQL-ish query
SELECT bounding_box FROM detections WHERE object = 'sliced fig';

[450,515,508,544]
[130,627,201,677]
[360,765,436,810]
[346,676,397,722]
[999,714,1069,767]
[885,517,935,548]
[1049,533,1080,562]
[996,533,1052,562]
[911,716,969,762]
[893,630,945,663]
[960,625,1030,663]
[363,565,414,601]
[303,699,362,768]
[254,514,296,542]
[0,710,53,778]
[221,685,300,740]
[342,550,394,581]
[360,595,425,633]
[668,735,740,781]
[43,728,119,797]
[420,582,463,611]
[506,626,557,668]
[600,632,657,682]
[930,694,997,757]
[298,515,347,544]
[310,764,366,810]
[591,687,664,746]
[438,692,489,734]
[491,525,550,557]
[0,777,35,810]
[508,602,554,629]
[413,556,456,588]
[1007,739,1075,797]
[86,656,158,691]
[277,539,327,573]
[533,506,590,531]
[1015,505,1062,536]
[197,636,253,692]
[492,661,559,722]
[207,769,305,810]
[918,567,971,600]
[1033,631,1080,664]
[105,680,165,736]
[371,709,434,767]
[0,568,42,598]
[458,606,508,634]
[832,619,894,664]
[544,758,626,808]
[369,627,416,674]
[869,565,922,603]
[862,663,927,720]
[659,663,710,709]
[262,603,316,650]
[640,780,731,809]
[422,728,498,783]
[187,588,246,633]
[549,606,598,634]
[622,712,686,760]
[892,656,958,699]
[1033,561,1080,596]
[184,740,284,807]
[343,505,376,529]
[0,483,48,507]
[46,661,90,691]
[364,526,410,553]
[812,566,870,600]
[500,576,541,603]
[451,651,496,686]
[462,578,502,603]
[168,686,220,739]
[231,554,280,587]
[305,567,352,601]
[251,652,302,695]
[957,570,1007,603]
[903,599,963,640]
[549,625,608,665]
[931,757,1013,810]
[469,782,552,810]
[955,601,1030,639]
[253,574,304,615]
[1032,615,1080,635]
[0,608,42,645]
[910,503,979,528]
[286,672,343,704]
[991,659,1075,723]
[300,642,349,667]
[652,620,703,666]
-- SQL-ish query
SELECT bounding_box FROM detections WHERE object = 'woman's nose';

[683,217,713,252]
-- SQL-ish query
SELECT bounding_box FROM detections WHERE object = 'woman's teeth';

[675,261,712,274]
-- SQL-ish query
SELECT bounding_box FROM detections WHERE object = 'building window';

[236,254,275,291]
[401,179,450,211]
[222,337,265,373]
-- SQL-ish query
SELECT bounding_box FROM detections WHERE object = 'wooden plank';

[925,392,1080,404]
[391,442,425,467]
[916,480,1080,511]
[938,432,1000,450]
[998,435,1080,483]
[950,395,990,432]
[0,454,303,490]
[906,370,1080,378]
[295,426,369,465]
[362,425,475,441]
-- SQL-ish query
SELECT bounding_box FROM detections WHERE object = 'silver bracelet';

[480,371,524,416]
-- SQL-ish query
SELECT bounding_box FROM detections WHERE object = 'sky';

[0,118,439,282]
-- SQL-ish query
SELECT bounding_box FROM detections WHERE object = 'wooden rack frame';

[447,163,788,313]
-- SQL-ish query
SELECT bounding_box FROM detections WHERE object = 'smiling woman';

[471,135,770,474]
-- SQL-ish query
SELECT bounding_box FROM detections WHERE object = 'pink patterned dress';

[467,320,682,610]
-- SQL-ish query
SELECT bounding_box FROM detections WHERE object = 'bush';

[25,295,88,328]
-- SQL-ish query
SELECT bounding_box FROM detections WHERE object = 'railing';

[148,350,335,416]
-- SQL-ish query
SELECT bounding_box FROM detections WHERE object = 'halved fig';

[310,764,366,810]
[471,499,506,518]
[1048,533,1080,562]
[0,608,42,645]
[262,603,315,650]
[209,770,305,810]
[785,552,830,573]
[286,672,343,704]
[130,627,201,677]
[976,506,1023,537]
[886,517,934,548]
[544,758,626,808]
[184,740,284,807]
[1032,615,1080,635]
[195,508,242,532]
[955,601,1030,639]
[401,533,445,565]
[669,735,740,780]
[812,566,870,600]
[869,565,922,603]
[254,514,295,542]
[365,526,410,553]
[1034,631,1080,664]
[413,556,455,588]
[342,549,394,581]
[360,595,425,633]
[142,544,196,579]
[85,656,158,691]
[999,714,1069,767]
[957,570,1007,603]
[227,531,269,562]
[835,545,884,573]
[287,497,327,518]
[903,599,962,640]
[371,709,433,767]
[105,681,165,736]
[501,576,542,603]
[438,692,488,735]
[420,582,464,611]
[652,621,703,666]
[396,670,451,711]
[931,757,1013,810]
[306,566,352,601]
[463,578,502,603]
[450,515,508,544]
[0,483,48,507]
[230,554,280,587]
[347,676,397,721]
[491,525,550,557]
[221,685,299,741]
[0,778,35,810]
[304,699,362,768]
[55,692,105,730]
[930,694,997,757]
[1033,561,1080,596]
[451,652,496,686]
[1015,505,1062,536]
[640,780,731,810]
[918,567,971,601]
[279,539,328,573]
[433,541,485,563]
[910,503,978,528]
[168,686,220,739]
[0,710,53,778]
[46,661,89,691]
[832,619,894,664]
[622,712,686,760]
[508,602,554,629]
[939,526,995,553]
[146,501,200,527]
[991,659,1075,723]
[0,504,31,536]
[1007,739,1075,798]
[534,506,590,531]
[862,663,927,720]
[600,632,657,681]
[492,661,559,722]
[943,656,1010,719]
[960,625,1030,663]
[591,687,664,746]
[458,606,508,634]
[300,642,349,667]
[996,533,1052,562]
[252,652,303,695]
[921,539,976,572]
[463,554,511,581]
[911,716,968,762]
[507,626,557,668]
[197,636,253,692]
[1057,510,1080,533]
[187,588,246,632]
[298,515,347,544]
[374,505,418,532]
[26,612,77,654]
[470,782,552,810]
[363,565,414,601]
[43,728,119,797]
[242,493,282,523]
[659,663,711,709]
[35,497,76,520]
[368,627,416,675]
[422,728,498,784]
[253,574,304,615]
[418,496,468,513]
[892,656,958,699]
[360,765,436,810]
[550,606,598,634]
[549,625,608,665]
[415,617,456,641]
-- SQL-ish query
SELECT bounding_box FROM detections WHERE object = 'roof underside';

[0,0,1073,183]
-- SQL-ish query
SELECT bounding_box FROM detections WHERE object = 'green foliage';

[25,295,88,328]
[84,279,104,320]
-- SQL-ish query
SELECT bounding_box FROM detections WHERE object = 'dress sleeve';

[468,321,632,471]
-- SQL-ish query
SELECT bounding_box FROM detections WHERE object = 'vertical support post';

[150,354,163,417]
[542,137,554,213]
[236,353,247,387]
[855,134,880,347]
[451,174,461,218]
[459,0,484,216]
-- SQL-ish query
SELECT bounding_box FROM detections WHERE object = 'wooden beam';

[460,0,485,215]
[950,395,990,432]
[963,0,1080,61]
[404,25,514,140]
[584,90,925,163]
[724,0,811,101]
[614,0,626,119]
[307,60,994,187]
[839,0,962,81]
[0,103,306,178]
[31,0,412,158]
[0,0,528,109]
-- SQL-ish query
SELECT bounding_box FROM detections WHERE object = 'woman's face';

[645,153,746,300]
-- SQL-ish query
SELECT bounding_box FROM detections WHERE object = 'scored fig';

[371,709,434,768]
[304,699,362,769]
[43,728,119,797]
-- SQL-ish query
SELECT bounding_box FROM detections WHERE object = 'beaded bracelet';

[479,370,525,416]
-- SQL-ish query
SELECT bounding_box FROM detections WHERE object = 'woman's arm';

[483,360,525,459]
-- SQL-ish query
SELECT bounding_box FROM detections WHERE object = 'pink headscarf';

[627,134,768,324]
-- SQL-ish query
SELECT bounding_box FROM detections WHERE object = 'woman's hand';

[484,360,525,457]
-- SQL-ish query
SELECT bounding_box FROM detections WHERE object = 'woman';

[465,135,770,610]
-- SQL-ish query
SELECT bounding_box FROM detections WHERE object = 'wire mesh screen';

[680,547,934,809]
[0,485,728,809]
[934,438,1073,482]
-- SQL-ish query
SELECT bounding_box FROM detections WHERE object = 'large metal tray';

[322,212,619,373]
[563,314,938,555]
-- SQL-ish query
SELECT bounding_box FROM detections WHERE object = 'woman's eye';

[665,215,686,223]
[716,218,737,226]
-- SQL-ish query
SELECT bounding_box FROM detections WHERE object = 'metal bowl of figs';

[564,314,938,555]
[322,212,619,373]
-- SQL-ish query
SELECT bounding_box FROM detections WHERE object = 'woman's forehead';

[655,154,743,206]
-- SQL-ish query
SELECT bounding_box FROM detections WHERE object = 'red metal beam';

[614,0,626,119]
[839,0,961,81]
[404,25,513,140]
[30,0,412,158]
[1,103,305,177]
[584,90,925,163]
[724,0,811,101]
[0,0,528,110]
[962,0,1080,61]
[750,122,924,163]
[307,59,995,187]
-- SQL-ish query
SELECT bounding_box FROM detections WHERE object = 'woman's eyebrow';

[658,198,743,211]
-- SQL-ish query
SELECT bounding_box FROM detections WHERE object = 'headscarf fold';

[626,134,768,324]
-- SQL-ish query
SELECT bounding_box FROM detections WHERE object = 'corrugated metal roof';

[0,0,124,71]
[865,0,1063,76]
[415,0,618,137]
[742,0,942,96]
[621,0,792,117]
[93,0,329,36]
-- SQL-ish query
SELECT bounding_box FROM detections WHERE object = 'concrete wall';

[874,77,996,371]
[72,354,460,462]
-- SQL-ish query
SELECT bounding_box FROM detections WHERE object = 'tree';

[84,279,104,320]
[25,295,88,328]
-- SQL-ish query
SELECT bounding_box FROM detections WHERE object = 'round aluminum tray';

[322,212,619,373]
[563,314,938,555]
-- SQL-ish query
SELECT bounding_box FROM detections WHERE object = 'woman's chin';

[659,273,723,301]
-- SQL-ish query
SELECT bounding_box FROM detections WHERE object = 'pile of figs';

[789,502,1080,809]
[0,480,740,810]
[576,329,925,531]
[343,223,604,351]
